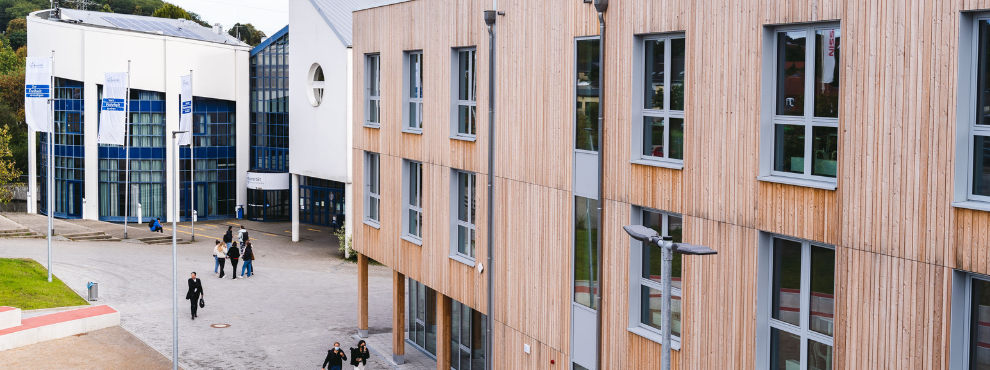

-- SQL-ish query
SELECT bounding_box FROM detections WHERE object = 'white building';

[26,8,250,222]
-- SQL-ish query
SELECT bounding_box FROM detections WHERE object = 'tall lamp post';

[170,130,187,370]
[622,225,717,370]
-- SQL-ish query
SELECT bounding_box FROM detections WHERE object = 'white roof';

[52,8,248,46]
[306,0,411,46]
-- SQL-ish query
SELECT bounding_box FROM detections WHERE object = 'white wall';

[27,13,250,221]
[288,0,351,184]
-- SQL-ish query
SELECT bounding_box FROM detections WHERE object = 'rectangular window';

[403,160,423,241]
[970,18,990,203]
[767,236,835,370]
[404,51,424,132]
[573,196,600,310]
[364,152,380,225]
[450,170,476,261]
[365,54,381,127]
[761,24,840,188]
[408,278,437,357]
[970,278,990,369]
[632,208,683,343]
[452,48,477,139]
[450,300,487,370]
[636,34,686,165]
[576,38,600,152]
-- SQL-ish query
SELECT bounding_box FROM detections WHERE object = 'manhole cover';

[210,324,230,328]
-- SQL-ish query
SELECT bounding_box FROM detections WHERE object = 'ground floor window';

[408,278,437,357]
[300,176,345,228]
[450,299,486,370]
[246,189,288,222]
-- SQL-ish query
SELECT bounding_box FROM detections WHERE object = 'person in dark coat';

[185,272,204,319]
[321,342,347,370]
[227,241,240,280]
[349,340,370,369]
[223,226,233,250]
[240,242,254,278]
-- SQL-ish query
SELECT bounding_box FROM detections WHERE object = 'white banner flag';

[98,72,128,145]
[24,57,52,133]
[178,75,192,146]
[821,29,837,84]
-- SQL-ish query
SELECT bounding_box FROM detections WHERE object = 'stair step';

[9,234,44,239]
[148,239,187,245]
[138,236,173,242]
[70,236,113,241]
[0,228,31,234]
[61,232,104,238]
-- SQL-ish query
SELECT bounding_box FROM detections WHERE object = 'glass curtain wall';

[98,88,166,222]
[250,30,289,173]
[450,299,487,370]
[178,97,237,221]
[408,278,438,357]
[299,176,345,229]
[39,78,84,218]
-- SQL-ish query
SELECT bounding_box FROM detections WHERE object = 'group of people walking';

[321,341,371,370]
[214,225,255,279]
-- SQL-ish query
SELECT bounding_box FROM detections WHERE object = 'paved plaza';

[0,215,407,369]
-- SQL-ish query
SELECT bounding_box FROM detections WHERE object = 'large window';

[365,54,381,128]
[575,38,600,152]
[404,51,424,133]
[364,152,380,225]
[969,277,990,369]
[403,160,423,242]
[452,48,476,139]
[450,300,487,370]
[40,78,85,219]
[629,208,683,346]
[573,196,600,310]
[635,34,686,165]
[179,97,238,221]
[767,236,835,370]
[762,24,840,187]
[450,170,476,262]
[299,176,345,228]
[250,31,290,173]
[969,18,990,202]
[408,278,437,357]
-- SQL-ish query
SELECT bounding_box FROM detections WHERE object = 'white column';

[83,81,100,219]
[291,173,299,242]
[235,49,250,214]
[27,128,36,214]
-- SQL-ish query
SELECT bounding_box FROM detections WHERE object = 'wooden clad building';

[350,0,990,369]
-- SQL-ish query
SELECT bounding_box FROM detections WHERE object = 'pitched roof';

[54,9,248,46]
[306,0,412,47]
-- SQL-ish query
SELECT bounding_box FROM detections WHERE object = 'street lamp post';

[170,130,187,370]
[622,225,717,370]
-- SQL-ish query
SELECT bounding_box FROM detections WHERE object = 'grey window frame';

[449,169,476,266]
[631,33,686,170]
[950,270,990,370]
[402,159,423,244]
[758,22,841,190]
[365,53,381,128]
[450,47,477,141]
[760,233,835,370]
[363,152,380,227]
[954,12,990,211]
[403,51,424,134]
[628,205,682,349]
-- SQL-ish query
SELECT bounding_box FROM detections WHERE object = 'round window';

[307,64,325,107]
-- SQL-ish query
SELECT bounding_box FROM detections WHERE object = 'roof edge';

[352,0,415,12]
[250,25,289,56]
[306,0,349,47]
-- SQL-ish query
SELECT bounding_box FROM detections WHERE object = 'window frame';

[402,159,423,244]
[403,50,424,134]
[450,47,477,141]
[364,53,381,129]
[763,233,835,370]
[449,169,477,266]
[631,33,686,170]
[758,22,841,190]
[627,205,683,350]
[955,13,990,211]
[363,152,380,228]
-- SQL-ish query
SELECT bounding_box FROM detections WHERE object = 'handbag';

[199,297,205,308]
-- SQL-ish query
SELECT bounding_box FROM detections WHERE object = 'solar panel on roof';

[100,15,233,44]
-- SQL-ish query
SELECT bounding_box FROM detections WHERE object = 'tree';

[228,23,266,46]
[98,4,113,13]
[6,18,25,34]
[0,0,47,32]
[6,31,25,50]
[187,12,210,28]
[150,2,190,20]
[0,125,23,201]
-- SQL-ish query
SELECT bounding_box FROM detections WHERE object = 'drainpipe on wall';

[483,7,501,370]
[593,1,608,370]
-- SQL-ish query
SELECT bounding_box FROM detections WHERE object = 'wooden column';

[436,294,452,370]
[357,253,369,338]
[393,270,406,364]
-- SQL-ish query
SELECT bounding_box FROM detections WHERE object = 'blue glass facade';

[39,78,85,218]
[247,26,290,222]
[98,89,166,222]
[179,97,237,221]
[299,176,344,228]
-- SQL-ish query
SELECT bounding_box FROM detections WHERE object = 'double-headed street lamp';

[623,225,717,370]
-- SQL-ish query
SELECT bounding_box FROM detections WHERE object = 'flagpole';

[189,69,195,242]
[47,50,54,283]
[123,60,131,238]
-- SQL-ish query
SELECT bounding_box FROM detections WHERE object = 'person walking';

[227,241,240,280]
[223,226,233,250]
[321,342,347,370]
[215,241,227,278]
[349,340,370,370]
[185,272,204,320]
[241,241,254,278]
[213,240,222,277]
[237,225,248,244]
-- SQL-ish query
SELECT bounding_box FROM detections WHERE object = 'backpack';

[242,231,249,242]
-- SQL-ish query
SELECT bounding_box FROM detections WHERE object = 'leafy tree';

[228,23,266,46]
[6,18,25,34]
[150,2,190,20]
[0,43,22,75]
[0,0,47,31]
[98,4,113,13]
[0,125,24,200]
[6,30,25,50]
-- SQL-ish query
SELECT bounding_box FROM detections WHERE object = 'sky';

[168,0,289,38]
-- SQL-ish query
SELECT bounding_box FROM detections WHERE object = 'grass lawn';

[0,258,89,310]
